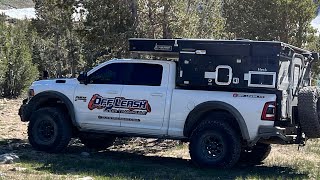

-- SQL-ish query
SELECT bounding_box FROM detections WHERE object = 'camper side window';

[248,71,276,88]
[215,65,233,85]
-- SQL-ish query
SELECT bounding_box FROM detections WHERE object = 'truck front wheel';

[28,107,72,153]
[189,120,241,168]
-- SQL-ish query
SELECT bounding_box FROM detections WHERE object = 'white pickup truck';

[18,37,320,169]
[19,58,296,168]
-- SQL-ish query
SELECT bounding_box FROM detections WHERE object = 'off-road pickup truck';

[19,39,320,168]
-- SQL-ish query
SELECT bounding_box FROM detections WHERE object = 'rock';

[80,152,90,157]
[146,138,157,143]
[10,167,27,172]
[77,176,94,180]
[8,143,30,150]
[0,153,20,164]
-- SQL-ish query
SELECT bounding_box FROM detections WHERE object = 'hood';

[32,78,80,85]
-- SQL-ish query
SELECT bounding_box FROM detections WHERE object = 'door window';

[125,63,163,86]
[88,62,163,86]
[88,63,129,84]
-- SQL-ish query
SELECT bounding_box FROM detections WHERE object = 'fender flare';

[25,91,79,127]
[183,101,250,140]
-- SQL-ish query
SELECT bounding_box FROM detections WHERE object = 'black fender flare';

[183,101,250,140]
[25,91,79,128]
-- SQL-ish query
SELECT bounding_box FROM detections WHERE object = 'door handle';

[107,91,118,94]
[151,93,163,97]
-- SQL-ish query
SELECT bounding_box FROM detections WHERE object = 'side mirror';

[77,72,88,85]
[43,70,49,79]
[312,52,319,62]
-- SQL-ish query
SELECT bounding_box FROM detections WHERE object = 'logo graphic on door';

[88,94,151,115]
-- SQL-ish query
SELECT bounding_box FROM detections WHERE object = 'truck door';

[74,63,130,129]
[119,62,168,130]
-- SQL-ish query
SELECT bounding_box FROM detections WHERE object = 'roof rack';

[129,38,311,56]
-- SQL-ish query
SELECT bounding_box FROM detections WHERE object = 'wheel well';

[26,91,79,130]
[186,110,242,138]
[35,98,68,113]
[33,97,78,136]
[183,101,249,140]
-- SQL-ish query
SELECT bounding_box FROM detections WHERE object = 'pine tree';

[0,15,8,96]
[32,0,78,77]
[1,21,38,97]
[80,0,135,67]
[223,0,318,47]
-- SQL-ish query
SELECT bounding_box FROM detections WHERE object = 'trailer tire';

[298,86,320,138]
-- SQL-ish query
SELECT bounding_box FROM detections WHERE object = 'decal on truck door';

[75,96,87,102]
[88,94,151,115]
[98,116,140,122]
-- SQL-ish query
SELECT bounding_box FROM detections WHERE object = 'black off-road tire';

[28,107,72,153]
[298,86,320,138]
[79,135,116,150]
[238,143,271,165]
[189,120,241,168]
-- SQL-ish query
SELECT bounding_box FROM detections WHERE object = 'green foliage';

[0,14,7,89]
[32,0,80,77]
[79,0,135,67]
[78,0,226,66]
[224,0,318,47]
[135,0,225,39]
[1,0,320,97]
[0,19,38,98]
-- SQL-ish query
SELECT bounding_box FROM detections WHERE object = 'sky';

[312,14,320,32]
[0,8,36,19]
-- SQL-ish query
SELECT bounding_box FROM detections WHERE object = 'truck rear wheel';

[79,135,116,150]
[189,120,241,168]
[298,86,320,138]
[238,143,271,165]
[28,107,72,153]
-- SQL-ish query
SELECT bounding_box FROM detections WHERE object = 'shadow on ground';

[0,138,309,180]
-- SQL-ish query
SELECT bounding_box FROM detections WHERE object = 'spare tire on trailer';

[298,86,320,138]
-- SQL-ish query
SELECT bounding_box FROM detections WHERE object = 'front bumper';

[18,99,29,122]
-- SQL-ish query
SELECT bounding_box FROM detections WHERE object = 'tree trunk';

[55,33,61,78]
[296,18,304,47]
[131,0,138,33]
[147,0,155,38]
[162,1,172,39]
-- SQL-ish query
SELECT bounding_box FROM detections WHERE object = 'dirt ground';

[1,99,320,179]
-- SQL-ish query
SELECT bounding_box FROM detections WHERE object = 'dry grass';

[0,99,319,179]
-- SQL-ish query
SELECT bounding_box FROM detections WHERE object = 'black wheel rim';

[201,134,225,160]
[34,118,57,145]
